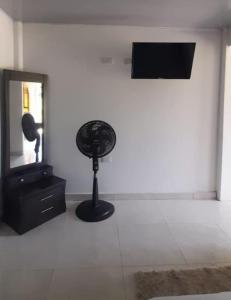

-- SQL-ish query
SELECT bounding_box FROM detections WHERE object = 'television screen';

[131,42,196,79]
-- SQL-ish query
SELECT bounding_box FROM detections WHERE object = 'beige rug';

[135,266,231,300]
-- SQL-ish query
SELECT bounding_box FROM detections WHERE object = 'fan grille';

[22,113,37,142]
[76,120,116,158]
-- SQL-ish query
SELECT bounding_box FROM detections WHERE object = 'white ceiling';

[2,0,231,28]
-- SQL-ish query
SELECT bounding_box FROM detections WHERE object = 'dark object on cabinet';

[3,165,66,234]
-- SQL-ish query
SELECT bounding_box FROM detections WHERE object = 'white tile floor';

[1,199,231,299]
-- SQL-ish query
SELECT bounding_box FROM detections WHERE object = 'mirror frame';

[1,70,48,177]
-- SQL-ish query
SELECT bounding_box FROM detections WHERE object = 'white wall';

[219,46,231,200]
[0,8,14,69]
[23,24,221,195]
[228,29,231,46]
[217,28,231,201]
[217,29,227,200]
[0,8,14,179]
[13,21,24,70]
[0,8,14,217]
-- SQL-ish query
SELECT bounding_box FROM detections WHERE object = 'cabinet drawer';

[37,188,65,211]
[20,188,65,215]
[37,196,66,225]
[4,193,66,235]
[16,194,66,234]
[3,175,66,234]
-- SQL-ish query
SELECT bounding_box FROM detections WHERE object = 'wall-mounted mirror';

[2,70,47,176]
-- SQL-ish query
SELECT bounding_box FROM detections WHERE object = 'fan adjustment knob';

[43,171,47,175]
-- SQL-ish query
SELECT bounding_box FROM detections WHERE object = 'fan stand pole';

[34,136,41,163]
[75,155,115,222]
[92,158,99,208]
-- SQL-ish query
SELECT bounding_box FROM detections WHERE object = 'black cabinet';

[3,165,66,234]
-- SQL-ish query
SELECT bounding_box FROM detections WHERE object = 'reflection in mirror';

[9,81,43,169]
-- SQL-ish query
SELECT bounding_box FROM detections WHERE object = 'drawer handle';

[40,194,54,202]
[41,206,54,214]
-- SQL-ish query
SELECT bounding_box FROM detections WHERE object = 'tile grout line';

[116,201,189,300]
[155,201,169,226]
[114,205,128,300]
[44,268,55,300]
[217,223,231,245]
[164,221,189,266]
[157,201,188,266]
[165,221,231,267]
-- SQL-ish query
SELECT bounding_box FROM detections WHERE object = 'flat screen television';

[131,42,196,79]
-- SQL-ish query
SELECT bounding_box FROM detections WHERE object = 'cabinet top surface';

[6,176,66,198]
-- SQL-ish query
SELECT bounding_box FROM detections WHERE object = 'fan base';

[76,200,115,222]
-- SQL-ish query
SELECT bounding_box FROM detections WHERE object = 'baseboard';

[65,191,217,201]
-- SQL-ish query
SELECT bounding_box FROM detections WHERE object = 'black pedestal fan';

[76,120,116,222]
[22,113,42,163]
